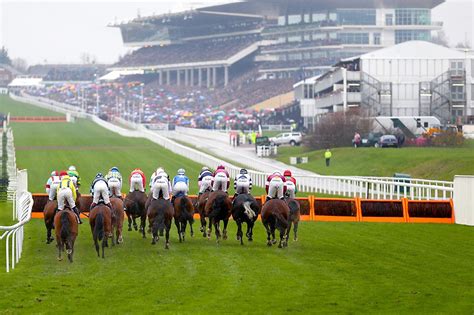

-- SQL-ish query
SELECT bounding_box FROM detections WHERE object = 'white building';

[296,41,474,129]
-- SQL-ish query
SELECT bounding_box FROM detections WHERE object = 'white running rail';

[1,170,32,273]
[11,93,454,200]
[6,128,17,201]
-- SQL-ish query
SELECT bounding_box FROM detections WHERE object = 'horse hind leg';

[214,221,221,244]
[189,219,194,238]
[165,225,170,249]
[207,219,213,240]
[236,221,243,245]
[57,240,63,261]
[263,221,272,246]
[270,220,277,245]
[247,221,254,242]
[101,236,107,258]
[126,212,133,231]
[181,220,187,242]
[222,219,228,240]
[140,215,146,238]
[94,235,100,257]
[287,222,292,244]
[294,222,299,242]
[175,220,182,243]
[66,239,74,263]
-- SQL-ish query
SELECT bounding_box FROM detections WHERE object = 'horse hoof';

[57,257,63,261]
[294,237,298,242]
[271,239,277,245]
[267,242,272,247]
[118,236,123,244]
[165,243,169,250]
[248,238,253,242]
[278,244,282,248]
[151,241,156,245]
[128,227,132,231]
[66,249,72,255]
[223,235,228,240]
[236,236,240,241]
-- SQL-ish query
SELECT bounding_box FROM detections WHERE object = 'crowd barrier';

[10,116,67,123]
[30,194,454,224]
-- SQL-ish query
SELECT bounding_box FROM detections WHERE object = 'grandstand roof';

[359,41,467,60]
[200,0,444,17]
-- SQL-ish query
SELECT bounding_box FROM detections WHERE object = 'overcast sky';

[0,0,472,65]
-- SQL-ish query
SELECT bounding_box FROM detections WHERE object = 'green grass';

[0,210,473,314]
[0,95,64,116]
[277,144,474,181]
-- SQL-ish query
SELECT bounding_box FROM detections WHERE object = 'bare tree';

[12,58,28,73]
[0,46,12,65]
[455,41,471,49]
[305,109,373,149]
[431,30,449,47]
[79,52,97,64]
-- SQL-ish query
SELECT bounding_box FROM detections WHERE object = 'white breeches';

[172,181,189,196]
[57,188,75,211]
[268,178,284,199]
[235,180,250,195]
[284,182,296,199]
[108,178,122,197]
[48,183,60,201]
[152,179,170,200]
[130,174,144,192]
[212,173,228,192]
[93,181,110,204]
[199,176,213,193]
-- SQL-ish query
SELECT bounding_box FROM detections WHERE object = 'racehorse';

[204,191,232,243]
[196,191,210,237]
[147,198,174,250]
[110,197,125,245]
[124,190,147,238]
[173,196,194,242]
[286,198,301,242]
[43,200,57,244]
[261,199,289,248]
[231,194,260,245]
[54,209,78,262]
[89,204,112,258]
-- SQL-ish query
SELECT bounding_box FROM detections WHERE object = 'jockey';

[171,168,189,204]
[106,166,122,198]
[57,173,82,224]
[67,165,81,189]
[212,164,230,193]
[234,168,252,196]
[150,167,165,188]
[90,173,111,209]
[129,168,146,193]
[283,169,297,199]
[151,168,172,201]
[265,171,286,201]
[45,170,61,201]
[198,166,213,195]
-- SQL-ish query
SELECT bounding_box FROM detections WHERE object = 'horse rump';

[94,212,105,241]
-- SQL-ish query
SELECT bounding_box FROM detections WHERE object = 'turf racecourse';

[0,95,473,313]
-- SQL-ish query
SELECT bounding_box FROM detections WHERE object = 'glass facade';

[337,9,376,25]
[338,33,369,45]
[395,30,430,44]
[395,9,431,25]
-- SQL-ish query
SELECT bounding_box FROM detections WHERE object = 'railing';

[13,93,454,201]
[6,129,17,201]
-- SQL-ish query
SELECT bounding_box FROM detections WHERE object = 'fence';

[6,128,17,201]
[12,93,454,201]
[1,170,32,272]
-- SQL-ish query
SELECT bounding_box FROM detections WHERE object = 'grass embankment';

[277,143,474,181]
[0,95,64,116]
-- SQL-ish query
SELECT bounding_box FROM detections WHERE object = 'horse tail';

[94,212,105,241]
[288,200,299,215]
[243,201,257,220]
[274,210,288,231]
[60,211,70,241]
[180,196,193,222]
[209,194,225,218]
[153,204,165,235]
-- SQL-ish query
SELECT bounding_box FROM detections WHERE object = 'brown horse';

[89,204,113,258]
[110,197,125,245]
[261,199,289,248]
[231,193,260,245]
[196,191,210,237]
[54,209,78,262]
[286,198,301,242]
[204,191,232,243]
[124,190,147,238]
[147,198,174,250]
[43,200,57,244]
[173,195,194,242]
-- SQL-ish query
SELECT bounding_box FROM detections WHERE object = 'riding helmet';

[240,168,248,175]
[51,170,58,176]
[201,166,209,172]
[283,170,292,177]
[95,173,103,178]
[217,165,225,170]
[178,168,185,175]
[110,166,119,172]
[59,170,68,177]
[68,165,76,171]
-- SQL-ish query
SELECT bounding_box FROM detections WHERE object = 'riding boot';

[106,203,112,209]
[171,195,176,206]
[265,196,271,202]
[89,202,96,211]
[72,206,83,224]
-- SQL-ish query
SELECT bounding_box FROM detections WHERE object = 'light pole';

[94,73,99,116]
[140,83,144,124]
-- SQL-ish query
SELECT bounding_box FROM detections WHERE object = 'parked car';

[378,135,399,148]
[352,132,383,147]
[269,132,303,146]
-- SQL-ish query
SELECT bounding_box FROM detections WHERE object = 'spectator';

[324,149,332,167]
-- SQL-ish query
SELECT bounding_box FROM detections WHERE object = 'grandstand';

[28,64,108,82]
[110,0,444,85]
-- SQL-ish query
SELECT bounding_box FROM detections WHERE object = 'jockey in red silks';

[283,169,297,199]
[265,171,286,201]
[45,170,61,201]
[212,165,230,193]
[129,168,146,193]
